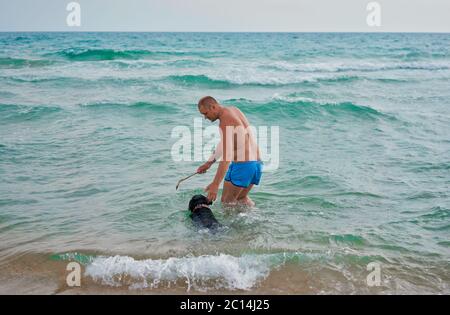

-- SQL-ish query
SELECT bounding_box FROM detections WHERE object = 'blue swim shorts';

[224,161,263,188]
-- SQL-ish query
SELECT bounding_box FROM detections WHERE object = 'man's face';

[199,105,216,122]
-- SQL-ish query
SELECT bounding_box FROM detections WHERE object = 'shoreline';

[0,251,447,295]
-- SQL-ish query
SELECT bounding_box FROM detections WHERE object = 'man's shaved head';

[198,96,223,122]
[198,96,218,109]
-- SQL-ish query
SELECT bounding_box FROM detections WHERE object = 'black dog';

[188,194,221,230]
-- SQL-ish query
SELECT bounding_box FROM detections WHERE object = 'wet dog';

[188,194,221,230]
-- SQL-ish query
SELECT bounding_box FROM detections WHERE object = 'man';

[196,96,262,207]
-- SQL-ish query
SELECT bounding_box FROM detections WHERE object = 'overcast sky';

[1,0,449,32]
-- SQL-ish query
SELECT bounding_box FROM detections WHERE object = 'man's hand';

[197,161,213,174]
[204,182,219,202]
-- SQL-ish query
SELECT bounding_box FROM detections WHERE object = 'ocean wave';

[437,241,450,247]
[331,191,384,199]
[80,101,180,113]
[84,253,283,291]
[49,49,227,61]
[109,58,212,69]
[223,97,393,121]
[262,60,450,73]
[406,207,450,232]
[411,162,450,173]
[299,231,368,247]
[418,206,450,221]
[0,75,150,86]
[271,175,339,190]
[12,250,441,294]
[0,103,62,122]
[50,49,153,61]
[386,47,450,59]
[406,191,447,200]
[165,59,212,67]
[45,251,395,293]
[166,74,236,88]
[0,70,420,88]
[328,234,367,246]
[1,76,85,84]
[14,36,29,41]
[0,57,55,69]
[78,251,379,291]
[166,73,362,88]
[294,196,338,209]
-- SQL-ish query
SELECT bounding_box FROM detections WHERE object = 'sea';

[0,32,449,294]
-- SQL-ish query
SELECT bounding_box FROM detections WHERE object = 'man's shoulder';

[219,116,236,126]
[224,106,244,118]
[227,105,240,112]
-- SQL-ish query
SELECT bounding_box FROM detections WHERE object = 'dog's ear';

[189,194,205,211]
[189,195,212,211]
[188,195,198,211]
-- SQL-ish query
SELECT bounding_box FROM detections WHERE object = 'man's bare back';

[219,106,260,162]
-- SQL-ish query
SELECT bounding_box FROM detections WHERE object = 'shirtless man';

[196,96,262,206]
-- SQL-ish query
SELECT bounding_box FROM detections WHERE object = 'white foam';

[85,253,279,291]
[270,93,340,105]
[267,60,450,73]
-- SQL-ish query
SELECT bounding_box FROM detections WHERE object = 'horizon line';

[1,30,450,34]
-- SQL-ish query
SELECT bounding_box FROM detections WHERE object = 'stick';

[175,172,198,190]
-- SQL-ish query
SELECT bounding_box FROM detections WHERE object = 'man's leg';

[221,180,244,205]
[236,184,255,207]
[221,181,255,207]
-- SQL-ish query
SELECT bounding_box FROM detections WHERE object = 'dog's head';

[188,194,212,212]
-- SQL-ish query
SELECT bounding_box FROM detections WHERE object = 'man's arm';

[208,138,223,163]
[205,123,231,201]
[196,138,223,173]
[212,160,230,187]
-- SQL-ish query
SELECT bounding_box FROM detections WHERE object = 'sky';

[0,0,449,32]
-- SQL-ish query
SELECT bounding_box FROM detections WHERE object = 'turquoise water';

[0,32,449,294]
